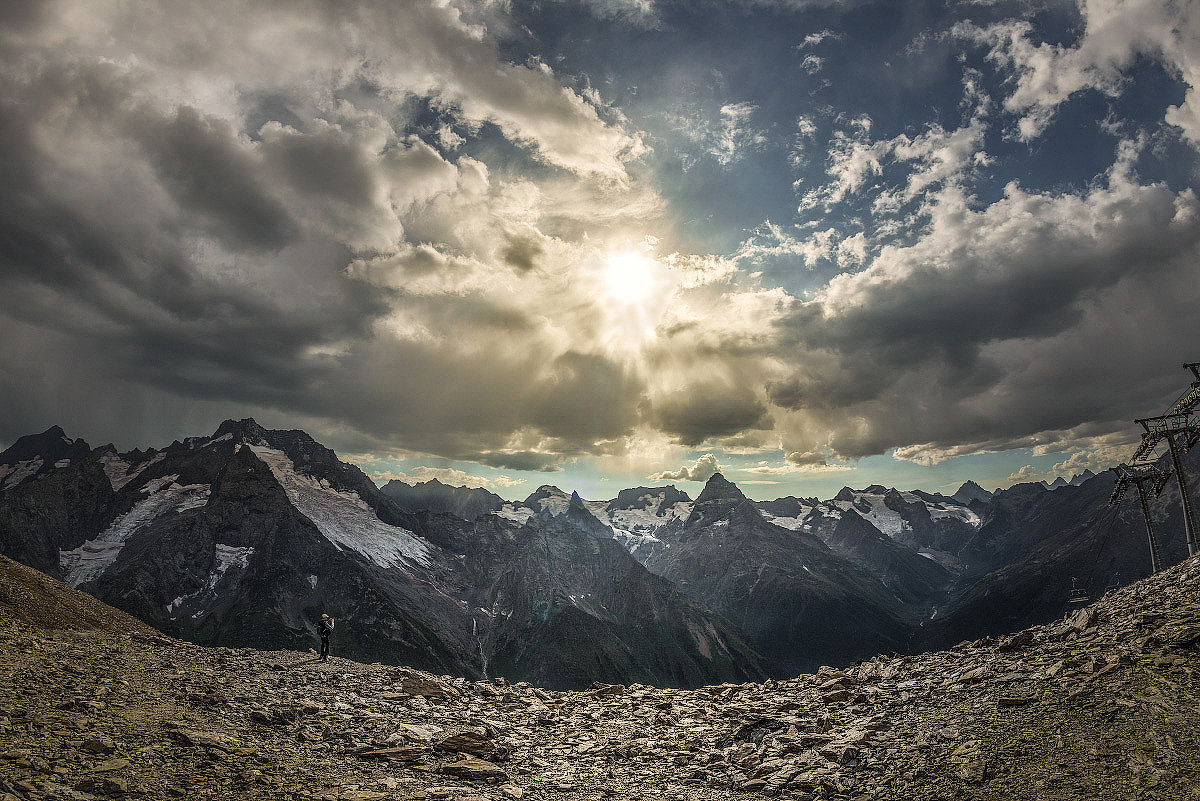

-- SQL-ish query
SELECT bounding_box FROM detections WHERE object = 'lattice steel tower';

[1110,362,1200,564]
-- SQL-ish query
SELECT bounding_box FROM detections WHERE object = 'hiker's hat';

[322,613,329,619]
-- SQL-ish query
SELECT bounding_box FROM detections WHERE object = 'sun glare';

[592,247,674,351]
[602,249,660,306]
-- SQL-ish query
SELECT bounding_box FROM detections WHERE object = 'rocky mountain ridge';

[422,463,1199,658]
[379,479,505,522]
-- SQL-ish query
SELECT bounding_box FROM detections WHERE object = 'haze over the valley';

[2,0,1199,500]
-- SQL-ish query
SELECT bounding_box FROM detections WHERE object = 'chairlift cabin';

[1067,577,1090,608]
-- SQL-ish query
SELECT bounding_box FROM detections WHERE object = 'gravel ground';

[2,555,1199,801]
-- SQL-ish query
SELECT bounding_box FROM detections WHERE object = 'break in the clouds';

[2,0,1199,498]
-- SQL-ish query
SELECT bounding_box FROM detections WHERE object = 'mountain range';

[1,418,1196,687]
[0,420,763,689]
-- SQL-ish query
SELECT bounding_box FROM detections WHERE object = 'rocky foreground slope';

[2,554,1199,800]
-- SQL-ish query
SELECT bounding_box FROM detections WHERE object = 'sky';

[2,0,1199,502]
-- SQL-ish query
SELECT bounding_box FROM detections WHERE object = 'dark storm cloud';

[500,230,544,272]
[474,451,564,472]
[0,51,384,406]
[296,324,645,466]
[135,107,297,251]
[0,0,654,463]
[766,174,1200,462]
[647,380,771,447]
[528,351,643,441]
[5,0,1200,485]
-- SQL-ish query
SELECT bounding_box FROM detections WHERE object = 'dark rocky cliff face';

[930,449,1200,648]
[644,474,912,675]
[0,459,116,573]
[380,478,505,521]
[812,508,952,605]
[474,506,767,689]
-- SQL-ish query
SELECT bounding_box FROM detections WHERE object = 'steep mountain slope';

[932,448,1199,648]
[379,478,504,520]
[0,420,764,689]
[954,479,1103,576]
[642,474,913,674]
[805,507,952,604]
[474,505,767,689]
[0,554,161,637]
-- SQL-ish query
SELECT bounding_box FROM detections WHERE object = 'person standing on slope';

[318,613,335,662]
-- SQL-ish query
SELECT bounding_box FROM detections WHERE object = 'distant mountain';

[640,473,913,674]
[1070,469,1097,486]
[930,453,1196,647]
[7,418,1185,682]
[0,420,764,689]
[755,485,978,572]
[0,425,94,491]
[805,507,953,605]
[587,485,692,563]
[480,502,766,688]
[951,480,993,505]
[1041,469,1100,490]
[379,478,504,521]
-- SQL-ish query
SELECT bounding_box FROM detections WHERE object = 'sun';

[590,246,675,351]
[601,249,661,307]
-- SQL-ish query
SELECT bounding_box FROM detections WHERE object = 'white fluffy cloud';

[1006,464,1039,482]
[958,0,1200,144]
[649,453,723,482]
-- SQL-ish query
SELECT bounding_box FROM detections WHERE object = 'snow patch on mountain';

[141,474,182,494]
[58,541,125,589]
[0,457,43,489]
[920,502,981,527]
[834,493,909,537]
[99,451,163,491]
[760,507,814,531]
[166,543,255,616]
[59,481,211,586]
[532,489,570,516]
[249,446,430,569]
[600,497,692,535]
[610,529,666,560]
[496,504,535,524]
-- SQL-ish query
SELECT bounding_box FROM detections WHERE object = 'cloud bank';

[1,0,1198,488]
